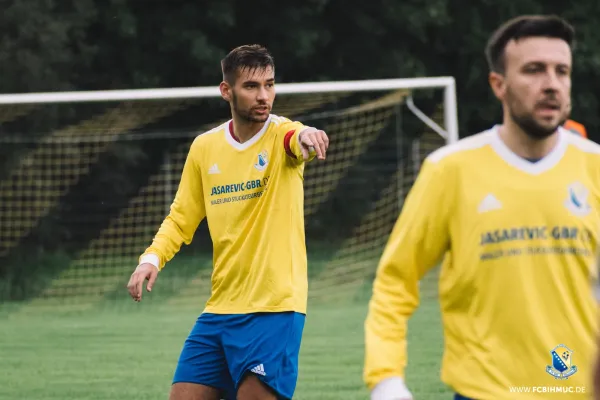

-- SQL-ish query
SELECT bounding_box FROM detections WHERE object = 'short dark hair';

[221,44,275,84]
[485,15,575,74]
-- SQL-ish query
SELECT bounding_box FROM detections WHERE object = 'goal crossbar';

[0,77,458,143]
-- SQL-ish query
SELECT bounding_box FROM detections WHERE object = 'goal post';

[0,77,458,142]
[0,77,458,309]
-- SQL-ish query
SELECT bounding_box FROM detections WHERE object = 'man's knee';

[169,382,222,400]
[237,373,278,400]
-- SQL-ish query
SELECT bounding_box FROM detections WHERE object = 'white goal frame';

[0,77,458,209]
[0,77,458,144]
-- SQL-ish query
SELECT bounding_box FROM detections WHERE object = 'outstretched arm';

[364,158,452,399]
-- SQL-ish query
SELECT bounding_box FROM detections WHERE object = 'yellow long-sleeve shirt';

[365,126,600,399]
[140,114,314,314]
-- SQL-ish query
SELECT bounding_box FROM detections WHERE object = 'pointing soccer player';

[126,44,328,400]
[364,15,599,400]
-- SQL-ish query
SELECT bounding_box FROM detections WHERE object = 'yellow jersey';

[140,114,314,314]
[364,125,600,399]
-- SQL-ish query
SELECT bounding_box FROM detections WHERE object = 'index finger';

[127,272,143,301]
[321,132,329,148]
[127,273,138,298]
[135,274,145,300]
[308,133,324,159]
[316,133,328,158]
[311,133,327,160]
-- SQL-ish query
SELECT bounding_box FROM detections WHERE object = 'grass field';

[0,268,450,400]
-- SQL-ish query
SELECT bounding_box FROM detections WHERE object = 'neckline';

[224,115,272,151]
[489,125,567,175]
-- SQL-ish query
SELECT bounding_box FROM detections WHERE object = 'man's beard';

[507,89,568,140]
[232,91,269,123]
[510,110,567,140]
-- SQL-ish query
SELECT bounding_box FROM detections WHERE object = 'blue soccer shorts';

[454,393,475,400]
[172,311,306,400]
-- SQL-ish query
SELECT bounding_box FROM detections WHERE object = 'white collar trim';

[224,115,272,151]
[489,125,568,175]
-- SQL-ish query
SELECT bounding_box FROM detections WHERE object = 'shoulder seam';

[563,128,600,154]
[194,122,227,141]
[270,114,292,125]
[427,130,494,163]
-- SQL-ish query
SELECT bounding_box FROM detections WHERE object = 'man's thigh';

[223,311,306,400]
[171,313,236,399]
[236,373,278,400]
[169,382,221,400]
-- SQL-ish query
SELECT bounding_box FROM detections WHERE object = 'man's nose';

[542,71,561,92]
[257,87,268,101]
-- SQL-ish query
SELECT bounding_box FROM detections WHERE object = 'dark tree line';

[1,0,598,138]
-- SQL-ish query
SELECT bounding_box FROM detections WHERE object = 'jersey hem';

[202,305,307,315]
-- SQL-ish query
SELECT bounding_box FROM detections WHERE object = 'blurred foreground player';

[126,44,329,400]
[364,15,600,400]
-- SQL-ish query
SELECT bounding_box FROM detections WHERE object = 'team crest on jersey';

[564,182,591,216]
[546,344,577,379]
[254,150,269,171]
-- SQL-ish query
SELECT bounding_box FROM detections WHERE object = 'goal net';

[0,78,457,312]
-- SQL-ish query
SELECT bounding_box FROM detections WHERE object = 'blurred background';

[0,1,598,399]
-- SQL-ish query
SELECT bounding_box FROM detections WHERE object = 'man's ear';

[220,81,231,102]
[488,71,506,101]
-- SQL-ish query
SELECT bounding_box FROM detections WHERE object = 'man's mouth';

[535,102,561,117]
[537,100,560,111]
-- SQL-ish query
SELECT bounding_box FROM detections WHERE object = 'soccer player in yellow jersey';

[364,15,600,400]
[126,44,329,400]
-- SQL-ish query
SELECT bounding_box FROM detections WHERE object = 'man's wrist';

[139,254,160,271]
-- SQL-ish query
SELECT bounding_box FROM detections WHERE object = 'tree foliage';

[1,1,597,138]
